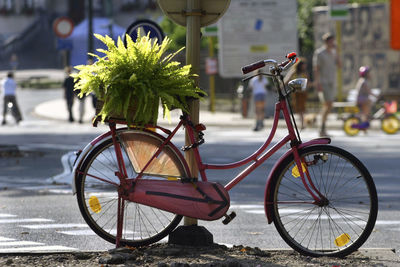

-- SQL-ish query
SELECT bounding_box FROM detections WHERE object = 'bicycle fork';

[292,147,326,205]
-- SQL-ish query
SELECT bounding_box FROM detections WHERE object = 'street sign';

[124,19,164,45]
[203,24,218,37]
[218,0,297,78]
[53,17,74,39]
[205,57,218,75]
[329,0,349,21]
[56,38,73,50]
[157,0,230,27]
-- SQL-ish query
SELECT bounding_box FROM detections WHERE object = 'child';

[354,66,375,129]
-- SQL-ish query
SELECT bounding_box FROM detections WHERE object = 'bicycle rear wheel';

[76,129,189,247]
[271,145,377,257]
[343,116,360,136]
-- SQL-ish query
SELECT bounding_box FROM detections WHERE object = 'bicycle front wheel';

[271,145,378,257]
[76,129,189,247]
[381,114,400,134]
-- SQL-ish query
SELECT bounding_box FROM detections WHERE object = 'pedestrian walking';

[1,72,22,125]
[313,32,341,137]
[248,70,269,131]
[63,66,75,122]
[284,57,311,130]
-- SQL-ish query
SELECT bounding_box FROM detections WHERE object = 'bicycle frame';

[108,73,330,222]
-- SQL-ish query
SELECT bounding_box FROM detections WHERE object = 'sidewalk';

[34,96,377,131]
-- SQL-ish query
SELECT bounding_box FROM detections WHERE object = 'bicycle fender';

[264,138,331,224]
[72,131,113,195]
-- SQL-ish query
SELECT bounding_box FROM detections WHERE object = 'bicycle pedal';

[222,211,236,225]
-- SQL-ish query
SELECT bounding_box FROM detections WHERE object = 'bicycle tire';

[343,116,360,136]
[381,114,400,134]
[76,129,189,247]
[270,145,378,257]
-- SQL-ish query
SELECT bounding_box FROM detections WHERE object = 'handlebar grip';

[242,60,265,74]
[286,52,297,60]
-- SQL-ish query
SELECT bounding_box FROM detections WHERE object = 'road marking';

[59,229,134,236]
[230,204,264,209]
[20,223,88,229]
[375,220,400,225]
[0,214,17,218]
[0,218,53,224]
[58,229,97,235]
[0,245,78,253]
[0,241,44,247]
[0,237,15,241]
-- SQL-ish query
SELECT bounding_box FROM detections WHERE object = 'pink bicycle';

[73,53,377,257]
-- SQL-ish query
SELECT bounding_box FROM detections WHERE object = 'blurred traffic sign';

[328,0,349,21]
[53,17,74,39]
[124,19,164,45]
[203,24,218,37]
[205,57,218,75]
[56,39,73,50]
[157,0,230,27]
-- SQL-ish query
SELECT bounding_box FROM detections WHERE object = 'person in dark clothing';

[63,66,75,122]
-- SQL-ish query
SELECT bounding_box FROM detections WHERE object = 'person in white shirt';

[248,70,269,131]
[1,72,22,125]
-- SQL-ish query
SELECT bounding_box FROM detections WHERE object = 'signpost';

[217,0,297,78]
[329,0,349,102]
[203,23,218,112]
[157,0,230,245]
[53,16,74,67]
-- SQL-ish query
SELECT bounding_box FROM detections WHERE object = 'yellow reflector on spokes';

[89,196,102,213]
[334,233,350,247]
[291,162,307,178]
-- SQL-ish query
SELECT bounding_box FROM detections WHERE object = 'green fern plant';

[72,32,205,125]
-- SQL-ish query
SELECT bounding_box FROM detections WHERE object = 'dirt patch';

[0,244,387,267]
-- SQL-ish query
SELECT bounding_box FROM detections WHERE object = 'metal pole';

[184,0,201,226]
[87,0,94,60]
[336,21,343,102]
[208,36,216,113]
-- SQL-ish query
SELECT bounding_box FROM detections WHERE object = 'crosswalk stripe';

[58,229,97,235]
[20,223,88,229]
[0,214,17,218]
[0,246,78,253]
[0,237,15,241]
[0,241,44,247]
[230,204,264,209]
[0,218,53,224]
[59,229,134,236]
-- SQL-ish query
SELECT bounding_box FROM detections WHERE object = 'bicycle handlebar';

[241,52,297,74]
[241,60,266,74]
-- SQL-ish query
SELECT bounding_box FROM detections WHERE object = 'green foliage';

[72,32,205,126]
[160,17,208,51]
